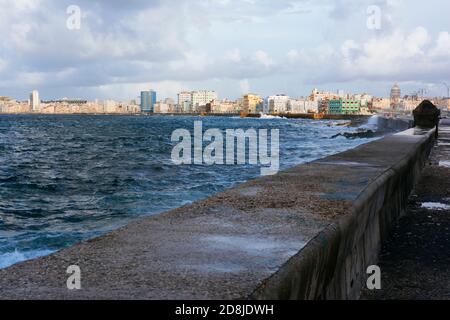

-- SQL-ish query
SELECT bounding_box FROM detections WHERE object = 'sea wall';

[375,116,412,132]
[250,127,435,299]
[0,121,436,300]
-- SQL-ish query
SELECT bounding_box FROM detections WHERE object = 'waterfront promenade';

[0,118,434,300]
[362,119,450,300]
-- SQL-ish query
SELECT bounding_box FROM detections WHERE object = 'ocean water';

[0,115,385,269]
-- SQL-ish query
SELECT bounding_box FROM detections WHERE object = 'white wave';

[0,249,54,269]
[367,115,380,126]
[359,115,379,131]
[259,113,286,119]
[421,202,450,211]
[439,161,450,168]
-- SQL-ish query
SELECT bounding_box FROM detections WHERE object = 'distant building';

[309,88,340,102]
[154,98,176,114]
[236,98,245,113]
[177,91,192,112]
[328,98,361,115]
[177,90,217,113]
[304,100,319,113]
[103,100,118,113]
[30,90,40,112]
[390,84,401,110]
[372,98,391,111]
[402,95,421,112]
[268,95,289,113]
[287,99,304,114]
[354,93,373,107]
[243,94,263,113]
[154,102,169,114]
[42,99,88,104]
[0,96,13,102]
[141,90,157,113]
[208,99,238,114]
[287,99,319,114]
[191,90,217,112]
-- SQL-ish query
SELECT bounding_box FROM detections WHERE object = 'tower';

[30,90,40,112]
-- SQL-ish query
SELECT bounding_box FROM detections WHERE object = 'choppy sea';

[0,114,388,268]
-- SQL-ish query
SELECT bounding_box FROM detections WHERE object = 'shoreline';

[0,112,373,120]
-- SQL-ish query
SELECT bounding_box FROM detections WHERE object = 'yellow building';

[243,94,263,113]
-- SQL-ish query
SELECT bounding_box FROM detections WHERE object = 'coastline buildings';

[308,88,343,114]
[141,90,157,113]
[3,84,446,116]
[0,96,29,113]
[307,88,375,115]
[1,96,140,114]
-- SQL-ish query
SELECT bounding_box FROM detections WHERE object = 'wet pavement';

[362,119,450,300]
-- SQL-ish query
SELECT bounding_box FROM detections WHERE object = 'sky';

[0,0,449,101]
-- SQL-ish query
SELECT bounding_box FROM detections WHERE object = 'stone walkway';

[362,119,450,300]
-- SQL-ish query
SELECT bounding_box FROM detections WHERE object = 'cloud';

[430,32,450,57]
[0,0,449,100]
[254,50,274,68]
[239,79,251,94]
[286,26,450,85]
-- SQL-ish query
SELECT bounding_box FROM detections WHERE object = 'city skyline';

[0,0,449,101]
[1,83,446,104]
[3,82,448,116]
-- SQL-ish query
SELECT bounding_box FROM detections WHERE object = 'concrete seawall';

[251,127,435,299]
[0,123,435,300]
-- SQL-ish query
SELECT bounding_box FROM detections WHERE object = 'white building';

[177,90,217,112]
[354,93,373,107]
[30,90,40,111]
[268,95,289,113]
[177,92,192,113]
[103,100,117,113]
[192,90,217,111]
[304,100,319,113]
[286,99,319,114]
[154,102,171,114]
[210,99,238,113]
[287,99,305,114]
